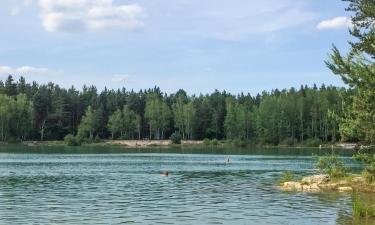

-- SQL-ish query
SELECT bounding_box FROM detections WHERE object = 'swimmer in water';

[161,171,169,176]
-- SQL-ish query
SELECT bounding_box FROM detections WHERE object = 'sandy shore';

[105,140,203,147]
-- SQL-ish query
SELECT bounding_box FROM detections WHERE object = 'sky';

[0,0,353,95]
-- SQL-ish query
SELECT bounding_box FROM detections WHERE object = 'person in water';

[225,157,230,164]
[161,171,169,176]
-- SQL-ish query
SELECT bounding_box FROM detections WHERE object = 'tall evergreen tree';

[325,0,375,143]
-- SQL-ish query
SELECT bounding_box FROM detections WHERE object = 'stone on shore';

[279,174,363,193]
[337,186,353,192]
[301,175,330,184]
[282,182,303,191]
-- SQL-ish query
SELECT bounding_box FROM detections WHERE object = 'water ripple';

[0,152,357,225]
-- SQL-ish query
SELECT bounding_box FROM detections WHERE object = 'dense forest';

[0,76,346,145]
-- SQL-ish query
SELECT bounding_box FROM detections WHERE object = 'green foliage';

[354,152,375,184]
[211,139,219,146]
[353,194,375,219]
[94,135,101,143]
[315,154,348,178]
[145,94,172,140]
[305,138,321,147]
[107,109,123,139]
[280,137,298,146]
[0,75,348,144]
[64,134,81,146]
[203,138,211,145]
[325,0,375,144]
[278,171,295,184]
[170,132,182,144]
[78,106,99,140]
[232,138,248,148]
[0,93,33,142]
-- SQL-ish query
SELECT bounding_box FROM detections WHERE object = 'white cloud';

[317,16,352,30]
[0,65,58,76]
[112,74,130,83]
[38,0,145,32]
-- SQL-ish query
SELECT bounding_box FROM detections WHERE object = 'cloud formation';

[0,65,56,76]
[317,16,352,30]
[38,0,145,32]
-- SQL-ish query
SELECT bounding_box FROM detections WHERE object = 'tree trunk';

[40,120,46,141]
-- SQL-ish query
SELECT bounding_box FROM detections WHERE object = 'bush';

[353,194,375,219]
[7,137,21,143]
[211,139,219,146]
[278,171,295,185]
[305,138,321,147]
[232,139,247,148]
[170,132,182,144]
[94,135,101,143]
[354,152,375,184]
[64,134,81,146]
[203,138,211,145]
[362,162,375,184]
[280,137,297,146]
[315,154,348,178]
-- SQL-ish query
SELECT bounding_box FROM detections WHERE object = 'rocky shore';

[279,174,368,193]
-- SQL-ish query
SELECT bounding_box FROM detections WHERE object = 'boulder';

[319,183,338,190]
[338,186,353,192]
[281,182,303,191]
[302,175,330,184]
[302,183,321,192]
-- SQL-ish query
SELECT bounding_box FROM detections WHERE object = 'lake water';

[0,145,370,225]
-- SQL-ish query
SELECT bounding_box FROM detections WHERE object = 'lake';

[0,145,369,225]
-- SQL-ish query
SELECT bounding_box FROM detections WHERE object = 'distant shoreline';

[0,140,361,150]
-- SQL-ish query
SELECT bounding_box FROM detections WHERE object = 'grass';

[278,171,295,185]
[353,194,375,219]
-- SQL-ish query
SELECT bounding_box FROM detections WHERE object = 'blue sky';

[0,0,353,94]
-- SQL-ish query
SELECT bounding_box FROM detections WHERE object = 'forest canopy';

[0,75,346,145]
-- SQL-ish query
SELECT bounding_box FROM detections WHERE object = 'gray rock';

[302,174,330,184]
[281,182,303,191]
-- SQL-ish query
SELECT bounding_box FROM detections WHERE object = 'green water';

[0,144,370,225]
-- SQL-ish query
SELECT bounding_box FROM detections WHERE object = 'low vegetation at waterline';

[279,151,375,195]
[352,194,375,219]
[278,171,296,185]
[170,132,182,144]
[314,154,349,179]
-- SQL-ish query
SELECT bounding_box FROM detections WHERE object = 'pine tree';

[325,0,375,144]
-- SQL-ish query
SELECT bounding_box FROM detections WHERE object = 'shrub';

[232,139,247,148]
[353,194,375,219]
[203,138,211,145]
[362,162,375,184]
[278,171,295,185]
[305,138,321,147]
[280,137,297,146]
[354,152,375,184]
[7,137,21,143]
[64,134,81,146]
[315,154,348,178]
[211,139,219,146]
[170,132,182,144]
[94,135,101,143]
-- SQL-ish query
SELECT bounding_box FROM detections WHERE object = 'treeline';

[0,75,346,145]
